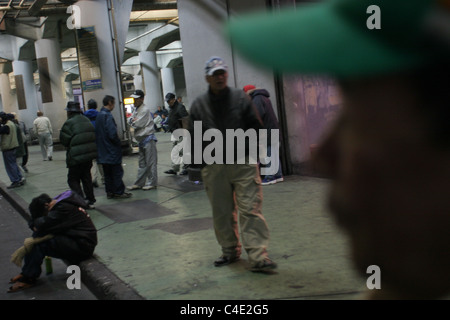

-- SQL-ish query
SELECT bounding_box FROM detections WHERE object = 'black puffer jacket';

[60,113,97,167]
[32,191,98,264]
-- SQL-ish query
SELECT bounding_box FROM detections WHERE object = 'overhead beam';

[132,0,177,11]
[28,0,48,16]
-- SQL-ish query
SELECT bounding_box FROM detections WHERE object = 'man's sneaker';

[142,185,157,191]
[113,192,132,199]
[164,169,177,175]
[127,185,141,191]
[48,156,52,161]
[250,258,278,272]
[7,181,23,189]
[87,202,96,210]
[261,177,277,186]
[275,176,284,183]
[214,255,240,267]
[179,169,188,175]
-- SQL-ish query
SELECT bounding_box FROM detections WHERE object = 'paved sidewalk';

[0,132,366,300]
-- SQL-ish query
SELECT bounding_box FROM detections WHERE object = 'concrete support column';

[12,60,39,129]
[35,38,67,140]
[139,51,162,112]
[133,75,143,91]
[161,67,175,100]
[65,80,74,103]
[0,72,15,113]
[76,0,132,140]
[178,0,277,104]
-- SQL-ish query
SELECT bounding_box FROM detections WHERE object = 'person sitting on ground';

[155,106,169,118]
[8,190,98,293]
[160,114,169,133]
[153,113,163,132]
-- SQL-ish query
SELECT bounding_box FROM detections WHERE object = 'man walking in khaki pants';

[188,56,277,272]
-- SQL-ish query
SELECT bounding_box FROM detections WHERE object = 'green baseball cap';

[226,0,450,78]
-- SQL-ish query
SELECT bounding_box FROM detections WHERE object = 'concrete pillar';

[65,80,74,105]
[133,74,143,91]
[139,51,162,112]
[0,73,15,113]
[75,0,132,140]
[161,67,175,100]
[12,60,39,130]
[35,38,67,140]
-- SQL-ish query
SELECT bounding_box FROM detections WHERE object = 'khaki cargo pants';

[201,163,270,266]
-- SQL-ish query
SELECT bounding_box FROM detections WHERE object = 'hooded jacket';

[32,190,98,264]
[248,88,280,146]
[84,109,99,128]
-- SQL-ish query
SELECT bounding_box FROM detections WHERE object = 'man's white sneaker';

[261,177,277,186]
[142,185,157,191]
[127,185,141,190]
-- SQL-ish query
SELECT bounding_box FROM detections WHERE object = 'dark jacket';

[95,107,122,164]
[60,113,97,167]
[188,86,263,166]
[84,109,99,128]
[32,190,98,264]
[248,89,280,146]
[168,101,189,132]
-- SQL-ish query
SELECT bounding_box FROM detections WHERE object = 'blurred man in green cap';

[228,0,450,299]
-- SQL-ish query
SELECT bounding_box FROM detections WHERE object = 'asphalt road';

[0,193,97,300]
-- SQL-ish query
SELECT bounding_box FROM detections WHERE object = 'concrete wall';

[178,0,277,110]
[283,75,342,174]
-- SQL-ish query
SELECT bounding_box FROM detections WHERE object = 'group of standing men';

[59,90,168,208]
[58,57,278,272]
[1,56,279,275]
[59,95,135,210]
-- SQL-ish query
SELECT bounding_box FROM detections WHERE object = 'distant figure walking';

[33,111,53,161]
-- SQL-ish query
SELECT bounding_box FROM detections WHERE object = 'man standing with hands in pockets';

[127,90,158,191]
